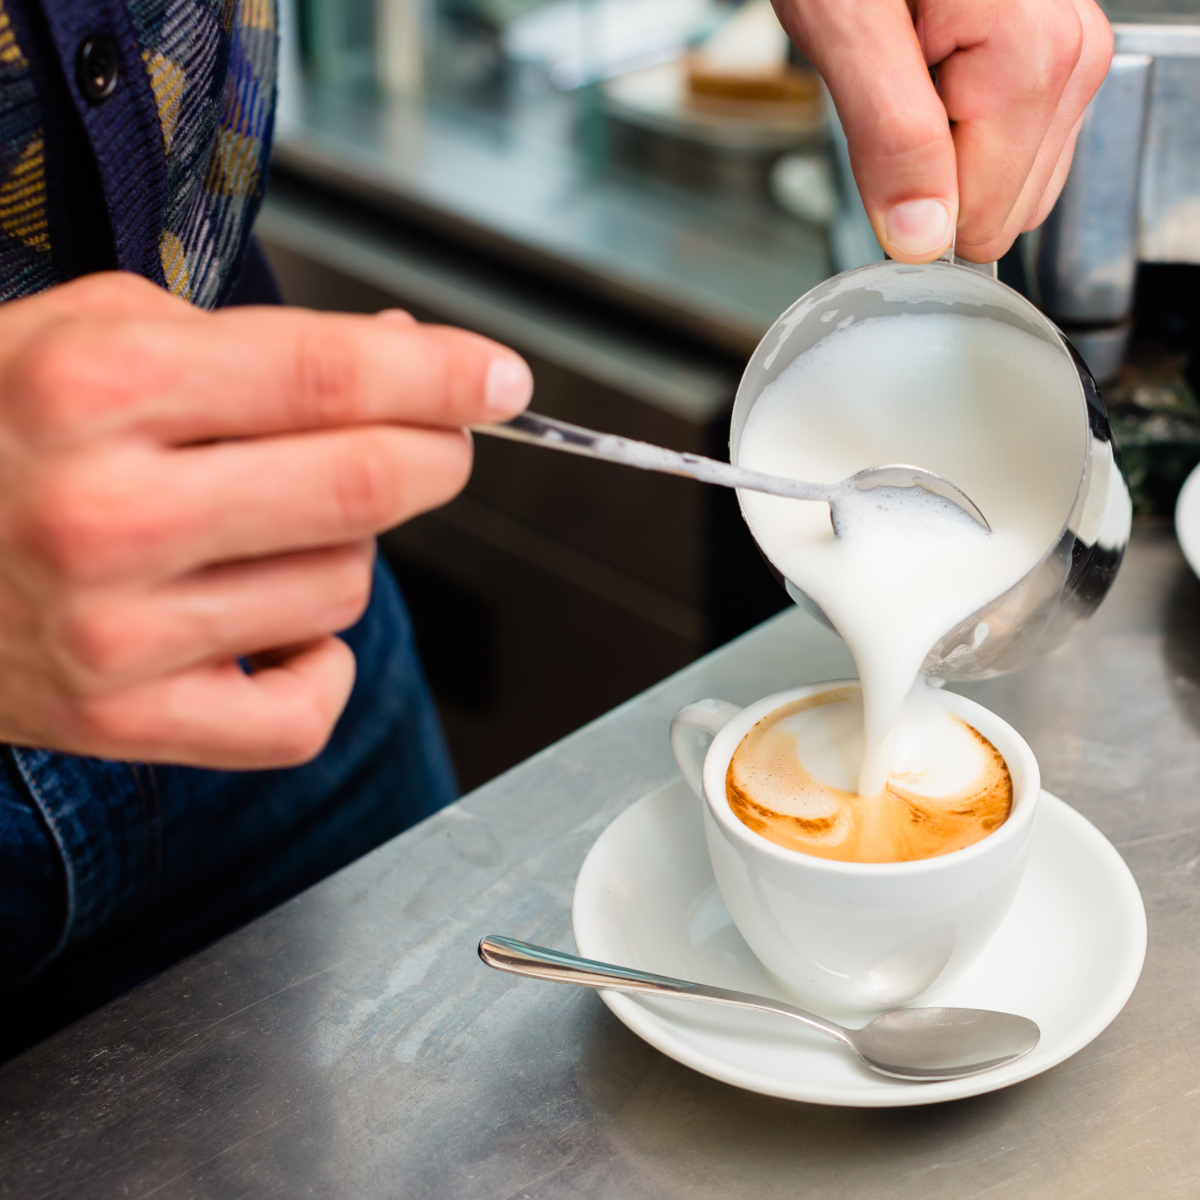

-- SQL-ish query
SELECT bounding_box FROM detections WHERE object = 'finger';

[1015,0,1112,238]
[9,307,533,450]
[47,541,376,689]
[19,426,471,583]
[929,0,1093,260]
[1022,117,1083,233]
[955,4,1109,258]
[66,635,357,768]
[774,0,957,262]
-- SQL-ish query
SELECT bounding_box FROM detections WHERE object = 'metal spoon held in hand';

[478,935,1038,1082]
[473,412,991,534]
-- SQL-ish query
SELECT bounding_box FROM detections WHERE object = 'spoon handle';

[478,935,853,1047]
[473,412,830,504]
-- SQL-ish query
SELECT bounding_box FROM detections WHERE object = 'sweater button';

[77,34,119,104]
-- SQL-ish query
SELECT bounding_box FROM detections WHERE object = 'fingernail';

[885,199,953,258]
[485,357,533,419]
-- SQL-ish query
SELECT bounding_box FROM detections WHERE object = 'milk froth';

[737,312,1082,795]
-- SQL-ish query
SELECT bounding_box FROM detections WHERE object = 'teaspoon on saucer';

[473,412,991,534]
[478,935,1039,1082]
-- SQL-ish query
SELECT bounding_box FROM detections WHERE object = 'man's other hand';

[0,274,532,768]
[774,0,1113,263]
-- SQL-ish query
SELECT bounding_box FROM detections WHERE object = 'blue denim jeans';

[0,558,456,1054]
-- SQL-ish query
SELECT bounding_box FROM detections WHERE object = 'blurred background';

[260,0,1200,791]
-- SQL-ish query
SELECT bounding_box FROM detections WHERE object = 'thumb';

[773,0,958,263]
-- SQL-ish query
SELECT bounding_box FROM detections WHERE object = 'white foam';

[774,692,864,794]
[737,312,1083,794]
[886,682,994,798]
[749,685,992,808]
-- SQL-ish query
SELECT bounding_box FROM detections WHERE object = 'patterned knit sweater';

[0,0,275,307]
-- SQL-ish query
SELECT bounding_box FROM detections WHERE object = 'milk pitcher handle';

[670,700,742,798]
[936,245,998,280]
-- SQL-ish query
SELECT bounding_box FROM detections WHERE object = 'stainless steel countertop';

[3,521,1199,1198]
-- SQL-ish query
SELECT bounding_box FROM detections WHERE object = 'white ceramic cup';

[671,681,1041,1012]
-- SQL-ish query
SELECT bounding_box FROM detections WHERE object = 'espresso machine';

[1034,4,1200,383]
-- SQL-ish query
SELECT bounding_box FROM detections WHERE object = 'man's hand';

[0,273,532,768]
[774,0,1113,263]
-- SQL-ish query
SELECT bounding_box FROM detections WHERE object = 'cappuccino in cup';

[725,686,1011,863]
[671,682,1040,1008]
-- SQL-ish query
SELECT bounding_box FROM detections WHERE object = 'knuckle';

[327,549,374,630]
[62,271,159,309]
[7,328,99,440]
[53,603,136,680]
[5,316,161,443]
[408,327,489,425]
[433,329,495,422]
[331,438,402,530]
[275,696,337,765]
[1038,5,1084,86]
[863,107,947,166]
[428,331,472,422]
[21,468,110,578]
[20,461,162,581]
[68,694,140,756]
[292,327,363,426]
[375,307,416,326]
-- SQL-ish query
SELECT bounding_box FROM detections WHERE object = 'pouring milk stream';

[736,311,1083,797]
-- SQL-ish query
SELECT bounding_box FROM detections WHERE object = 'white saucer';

[572,778,1146,1107]
[1177,462,1200,579]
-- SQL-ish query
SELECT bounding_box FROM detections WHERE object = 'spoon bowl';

[479,935,1039,1082]
[834,464,991,535]
[851,1007,1041,1080]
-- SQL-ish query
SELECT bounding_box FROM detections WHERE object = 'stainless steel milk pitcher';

[730,257,1132,682]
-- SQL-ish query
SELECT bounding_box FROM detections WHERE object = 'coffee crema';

[725,689,1012,863]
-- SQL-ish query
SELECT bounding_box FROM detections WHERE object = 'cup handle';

[670,700,742,798]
